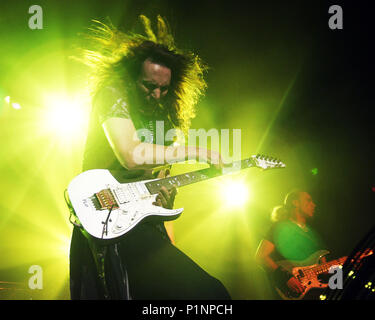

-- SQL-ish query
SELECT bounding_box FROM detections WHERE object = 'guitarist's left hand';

[152,169,177,209]
[153,186,177,209]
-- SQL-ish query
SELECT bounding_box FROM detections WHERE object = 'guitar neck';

[312,256,347,274]
[145,158,258,194]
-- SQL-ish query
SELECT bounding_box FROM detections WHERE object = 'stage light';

[42,94,88,141]
[11,102,21,110]
[220,179,250,208]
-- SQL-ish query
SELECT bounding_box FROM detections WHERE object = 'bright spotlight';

[11,102,21,110]
[220,180,250,208]
[43,94,88,140]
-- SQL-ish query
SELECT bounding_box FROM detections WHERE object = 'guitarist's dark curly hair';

[77,15,208,134]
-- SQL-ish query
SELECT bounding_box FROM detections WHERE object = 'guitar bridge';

[93,189,119,210]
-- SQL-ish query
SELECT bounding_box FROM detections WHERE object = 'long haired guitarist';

[255,190,330,300]
[69,15,230,300]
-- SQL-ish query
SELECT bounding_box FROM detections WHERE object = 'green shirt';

[266,220,325,262]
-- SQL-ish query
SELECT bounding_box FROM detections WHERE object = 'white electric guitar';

[65,155,285,242]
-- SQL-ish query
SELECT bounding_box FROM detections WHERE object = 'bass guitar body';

[275,250,330,300]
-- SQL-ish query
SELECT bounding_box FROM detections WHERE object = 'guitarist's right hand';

[286,277,305,295]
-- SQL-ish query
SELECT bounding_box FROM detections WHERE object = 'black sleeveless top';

[83,85,174,174]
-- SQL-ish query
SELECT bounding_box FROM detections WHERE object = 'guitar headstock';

[251,154,286,170]
[354,248,374,261]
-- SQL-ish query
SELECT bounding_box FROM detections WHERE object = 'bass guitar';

[275,249,373,300]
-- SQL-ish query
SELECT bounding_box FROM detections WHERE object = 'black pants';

[69,223,231,300]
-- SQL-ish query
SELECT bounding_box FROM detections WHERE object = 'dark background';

[0,0,373,299]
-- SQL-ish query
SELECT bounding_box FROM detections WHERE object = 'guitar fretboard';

[144,156,284,194]
[311,257,347,274]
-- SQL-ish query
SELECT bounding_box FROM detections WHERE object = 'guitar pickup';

[94,189,119,210]
[113,186,131,204]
